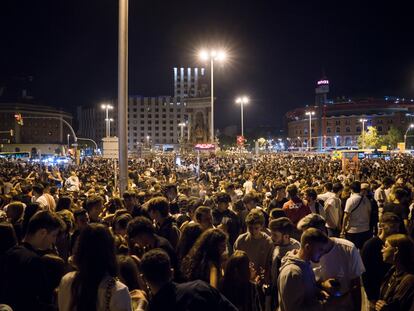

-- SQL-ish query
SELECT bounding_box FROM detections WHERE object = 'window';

[335,120,340,125]
[170,108,174,112]
[356,127,361,132]
[346,127,350,133]
[327,128,331,133]
[345,120,350,125]
[140,114,144,118]
[133,127,137,131]
[133,114,137,118]
[336,127,340,133]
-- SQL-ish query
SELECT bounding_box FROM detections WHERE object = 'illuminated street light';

[305,111,315,151]
[101,103,114,137]
[359,118,368,149]
[235,96,249,137]
[404,123,414,148]
[198,48,228,142]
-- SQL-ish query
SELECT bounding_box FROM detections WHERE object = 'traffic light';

[14,113,23,126]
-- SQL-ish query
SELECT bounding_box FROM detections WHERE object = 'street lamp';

[178,122,186,142]
[359,118,368,149]
[67,134,70,150]
[335,135,339,147]
[199,48,227,143]
[305,111,315,151]
[146,135,150,148]
[235,96,249,137]
[404,123,414,148]
[105,118,114,137]
[101,103,114,137]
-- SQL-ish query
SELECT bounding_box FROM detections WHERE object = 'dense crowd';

[1,152,414,311]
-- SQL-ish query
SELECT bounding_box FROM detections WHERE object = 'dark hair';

[386,234,414,272]
[350,181,361,193]
[84,196,103,213]
[394,188,409,202]
[73,208,88,220]
[242,192,257,204]
[300,227,329,247]
[0,222,17,255]
[26,210,63,236]
[181,228,227,282]
[194,206,212,223]
[117,255,141,290]
[324,182,333,192]
[140,249,172,285]
[220,250,251,309]
[382,177,394,188]
[332,183,344,194]
[147,196,170,218]
[21,203,41,236]
[32,184,44,195]
[245,209,265,226]
[113,213,132,232]
[127,216,155,239]
[71,224,118,311]
[215,192,231,204]
[269,217,294,235]
[305,188,318,200]
[176,222,203,260]
[56,196,72,212]
[107,197,123,214]
[286,184,298,197]
[269,208,287,219]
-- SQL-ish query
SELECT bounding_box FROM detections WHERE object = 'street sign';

[237,135,245,146]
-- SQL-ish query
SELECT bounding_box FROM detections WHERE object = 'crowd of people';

[0,152,414,311]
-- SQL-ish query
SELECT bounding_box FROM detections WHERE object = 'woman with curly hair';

[181,228,227,288]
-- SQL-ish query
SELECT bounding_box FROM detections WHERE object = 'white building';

[173,67,208,100]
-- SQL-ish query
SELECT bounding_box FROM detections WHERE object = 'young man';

[234,210,274,280]
[277,228,330,311]
[282,184,311,226]
[212,192,240,246]
[140,249,237,311]
[1,210,63,311]
[323,182,343,237]
[194,206,214,231]
[269,217,301,311]
[147,196,180,249]
[341,181,372,249]
[84,195,104,223]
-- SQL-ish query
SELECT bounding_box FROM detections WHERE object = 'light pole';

[305,111,315,151]
[335,135,339,147]
[105,118,114,137]
[404,123,414,149]
[101,104,114,137]
[146,135,150,148]
[359,118,367,149]
[199,49,227,143]
[67,134,70,150]
[297,136,302,151]
[235,96,249,138]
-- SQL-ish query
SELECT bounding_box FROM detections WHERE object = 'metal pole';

[118,0,128,194]
[67,134,70,149]
[113,159,118,194]
[241,101,244,137]
[106,107,109,137]
[362,120,365,149]
[309,114,312,151]
[210,58,214,143]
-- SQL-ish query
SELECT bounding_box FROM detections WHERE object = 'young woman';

[181,228,227,288]
[176,222,203,261]
[58,224,132,311]
[220,250,263,311]
[376,234,414,311]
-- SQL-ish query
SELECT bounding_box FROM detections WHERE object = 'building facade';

[173,67,209,100]
[286,97,414,149]
[0,102,73,145]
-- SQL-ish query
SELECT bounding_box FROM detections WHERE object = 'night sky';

[1,0,413,129]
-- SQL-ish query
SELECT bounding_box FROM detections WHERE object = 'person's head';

[297,213,327,233]
[393,187,409,204]
[269,217,295,246]
[304,188,317,204]
[6,202,24,223]
[32,184,44,197]
[25,210,64,250]
[0,222,17,255]
[273,183,286,199]
[107,197,123,214]
[323,182,333,193]
[382,177,394,189]
[123,191,138,209]
[84,195,104,222]
[350,181,361,194]
[380,212,405,238]
[382,234,414,271]
[177,222,203,260]
[73,208,89,230]
[222,250,251,285]
[300,228,330,263]
[215,192,231,212]
[140,249,173,293]
[112,213,132,237]
[147,196,170,223]
[194,206,213,231]
[242,192,257,211]
[269,207,287,220]
[117,254,141,291]
[286,184,298,199]
[186,228,227,265]
[163,184,178,202]
[56,196,72,212]
[127,216,155,250]
[332,182,344,195]
[245,210,265,238]
[71,224,118,310]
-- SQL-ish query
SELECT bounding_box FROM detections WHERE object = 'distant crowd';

[1,153,414,311]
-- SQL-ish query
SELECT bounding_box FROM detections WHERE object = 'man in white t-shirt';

[323,183,344,237]
[341,181,372,249]
[243,175,254,194]
[373,177,393,218]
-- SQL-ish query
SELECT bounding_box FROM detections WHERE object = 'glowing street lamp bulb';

[242,96,249,103]
[199,50,209,61]
[210,50,217,57]
[216,50,227,61]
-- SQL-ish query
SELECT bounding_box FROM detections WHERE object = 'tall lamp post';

[404,123,414,149]
[305,111,315,151]
[101,104,114,137]
[67,134,70,150]
[178,122,186,153]
[199,49,227,143]
[235,96,249,138]
[359,118,367,149]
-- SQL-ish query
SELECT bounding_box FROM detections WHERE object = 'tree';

[380,126,403,149]
[357,126,381,149]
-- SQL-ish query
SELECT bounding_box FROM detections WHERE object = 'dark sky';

[1,0,413,128]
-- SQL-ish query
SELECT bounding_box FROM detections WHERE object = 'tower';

[315,77,329,106]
